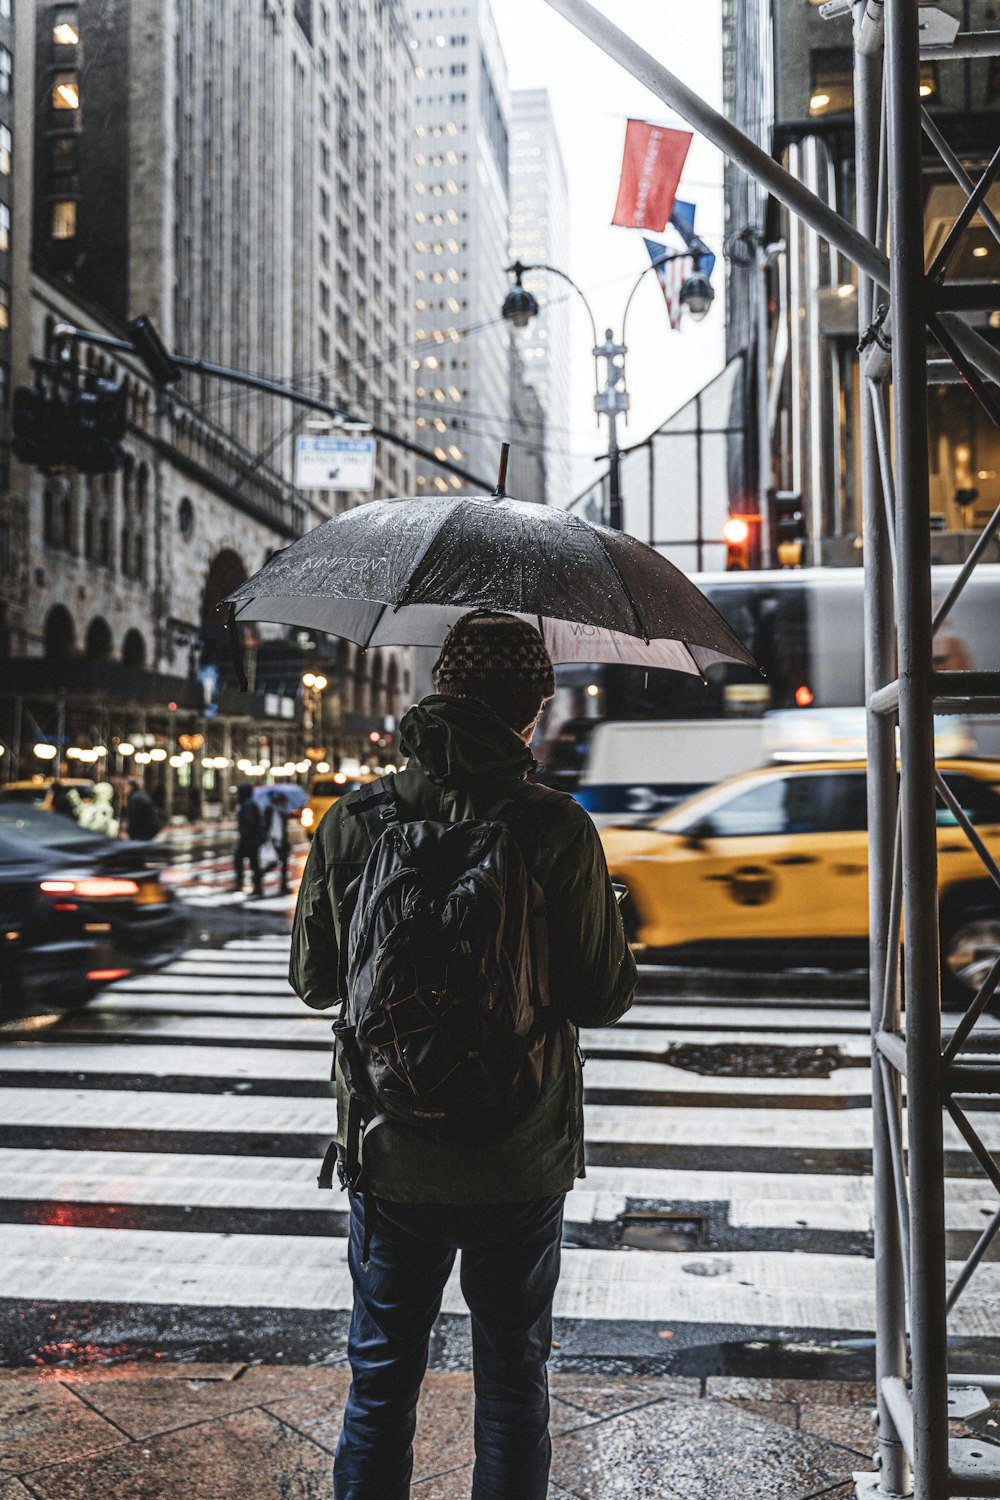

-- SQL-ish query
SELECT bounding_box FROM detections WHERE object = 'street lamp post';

[301,672,328,744]
[502,253,714,529]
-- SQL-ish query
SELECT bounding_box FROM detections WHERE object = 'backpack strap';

[348,777,401,846]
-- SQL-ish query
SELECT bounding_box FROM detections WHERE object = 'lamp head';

[501,282,540,330]
[679,271,715,322]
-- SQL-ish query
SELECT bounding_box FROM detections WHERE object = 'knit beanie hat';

[433,610,555,732]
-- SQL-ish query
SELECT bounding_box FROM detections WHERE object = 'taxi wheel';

[941,903,1000,1009]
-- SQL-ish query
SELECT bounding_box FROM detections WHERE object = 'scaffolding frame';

[544,2,1000,1495]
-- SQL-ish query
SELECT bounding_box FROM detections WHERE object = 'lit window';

[53,8,81,45]
[0,46,10,97]
[0,125,9,175]
[0,203,9,253]
[809,50,851,115]
[0,283,8,330]
[52,199,77,239]
[52,71,80,109]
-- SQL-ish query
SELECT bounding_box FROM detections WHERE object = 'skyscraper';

[508,88,570,508]
[407,0,511,495]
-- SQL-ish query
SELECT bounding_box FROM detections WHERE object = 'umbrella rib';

[681,640,708,684]
[590,530,650,643]
[393,501,462,614]
[363,599,389,650]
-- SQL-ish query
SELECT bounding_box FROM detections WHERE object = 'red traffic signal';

[722,515,752,571]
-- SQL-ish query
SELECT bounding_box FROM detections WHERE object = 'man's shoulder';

[516,779,595,844]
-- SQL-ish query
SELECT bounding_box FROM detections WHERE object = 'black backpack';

[323,777,551,1197]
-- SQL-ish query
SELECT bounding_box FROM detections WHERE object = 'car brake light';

[41,877,141,898]
[86,968,132,982]
[301,807,314,827]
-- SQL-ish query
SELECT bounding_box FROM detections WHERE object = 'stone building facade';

[1,0,420,794]
[0,0,422,798]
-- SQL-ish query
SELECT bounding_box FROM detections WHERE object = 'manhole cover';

[665,1042,843,1078]
[620,1212,706,1251]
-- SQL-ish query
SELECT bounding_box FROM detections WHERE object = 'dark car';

[0,805,189,1002]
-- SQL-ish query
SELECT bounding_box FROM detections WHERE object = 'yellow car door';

[641,768,871,948]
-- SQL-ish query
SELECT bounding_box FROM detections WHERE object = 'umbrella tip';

[492,442,510,499]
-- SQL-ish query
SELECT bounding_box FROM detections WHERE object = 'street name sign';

[295,435,376,491]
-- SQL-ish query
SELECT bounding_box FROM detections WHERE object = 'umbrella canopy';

[222,494,758,676]
[251,782,309,811]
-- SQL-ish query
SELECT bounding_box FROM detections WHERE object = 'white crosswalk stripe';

[1,935,999,1354]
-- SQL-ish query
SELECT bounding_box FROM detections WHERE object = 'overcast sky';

[492,0,727,498]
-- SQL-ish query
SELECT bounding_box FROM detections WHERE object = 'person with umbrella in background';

[233,784,264,899]
[290,610,636,1500]
[264,790,292,896]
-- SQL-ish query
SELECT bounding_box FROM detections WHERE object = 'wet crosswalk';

[160,846,309,908]
[1,934,999,1360]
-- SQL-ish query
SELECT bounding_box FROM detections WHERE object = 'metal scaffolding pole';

[885,1,950,1493]
[544,4,1000,1496]
[854,17,909,1496]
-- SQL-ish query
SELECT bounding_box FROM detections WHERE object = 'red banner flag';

[612,120,693,232]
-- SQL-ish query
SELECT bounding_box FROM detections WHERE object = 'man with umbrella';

[291,610,636,1500]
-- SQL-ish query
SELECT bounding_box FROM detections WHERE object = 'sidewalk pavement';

[0,1361,894,1499]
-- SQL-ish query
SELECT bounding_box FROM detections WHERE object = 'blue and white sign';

[295,435,376,492]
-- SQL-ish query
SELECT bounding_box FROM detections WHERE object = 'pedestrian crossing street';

[1,935,1000,1350]
[160,846,310,908]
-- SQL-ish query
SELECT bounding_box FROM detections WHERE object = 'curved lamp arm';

[621,250,685,349]
[505,260,601,408]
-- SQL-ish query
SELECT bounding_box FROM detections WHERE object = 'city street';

[2,881,999,1377]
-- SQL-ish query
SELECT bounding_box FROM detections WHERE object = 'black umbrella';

[222,473,757,683]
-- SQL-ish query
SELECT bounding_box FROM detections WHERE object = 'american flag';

[644,238,692,331]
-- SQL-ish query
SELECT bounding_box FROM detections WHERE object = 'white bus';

[533,565,1000,822]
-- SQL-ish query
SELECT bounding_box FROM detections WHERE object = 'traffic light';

[772,489,805,568]
[12,373,127,475]
[67,376,128,474]
[722,515,752,571]
[11,385,66,471]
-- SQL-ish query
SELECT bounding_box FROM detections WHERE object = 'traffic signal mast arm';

[19,319,495,491]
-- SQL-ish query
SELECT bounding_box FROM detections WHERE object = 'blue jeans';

[333,1191,565,1500]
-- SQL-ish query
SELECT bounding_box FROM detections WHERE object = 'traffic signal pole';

[36,321,495,493]
[546,2,1000,1497]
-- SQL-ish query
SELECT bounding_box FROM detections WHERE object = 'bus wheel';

[941,904,1000,1010]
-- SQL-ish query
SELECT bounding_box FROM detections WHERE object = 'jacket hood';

[399,694,534,786]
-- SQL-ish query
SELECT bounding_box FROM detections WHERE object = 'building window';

[53,8,80,45]
[0,125,9,176]
[809,49,853,115]
[51,199,76,238]
[51,134,76,173]
[0,0,11,20]
[319,280,330,313]
[0,283,8,329]
[0,46,10,96]
[0,203,10,253]
[51,70,79,109]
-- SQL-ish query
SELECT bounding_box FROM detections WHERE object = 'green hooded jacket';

[289,694,636,1204]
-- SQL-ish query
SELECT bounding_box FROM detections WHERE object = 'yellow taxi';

[0,777,97,811]
[600,757,1000,1002]
[300,772,378,838]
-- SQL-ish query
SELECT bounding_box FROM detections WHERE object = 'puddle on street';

[665,1041,844,1078]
